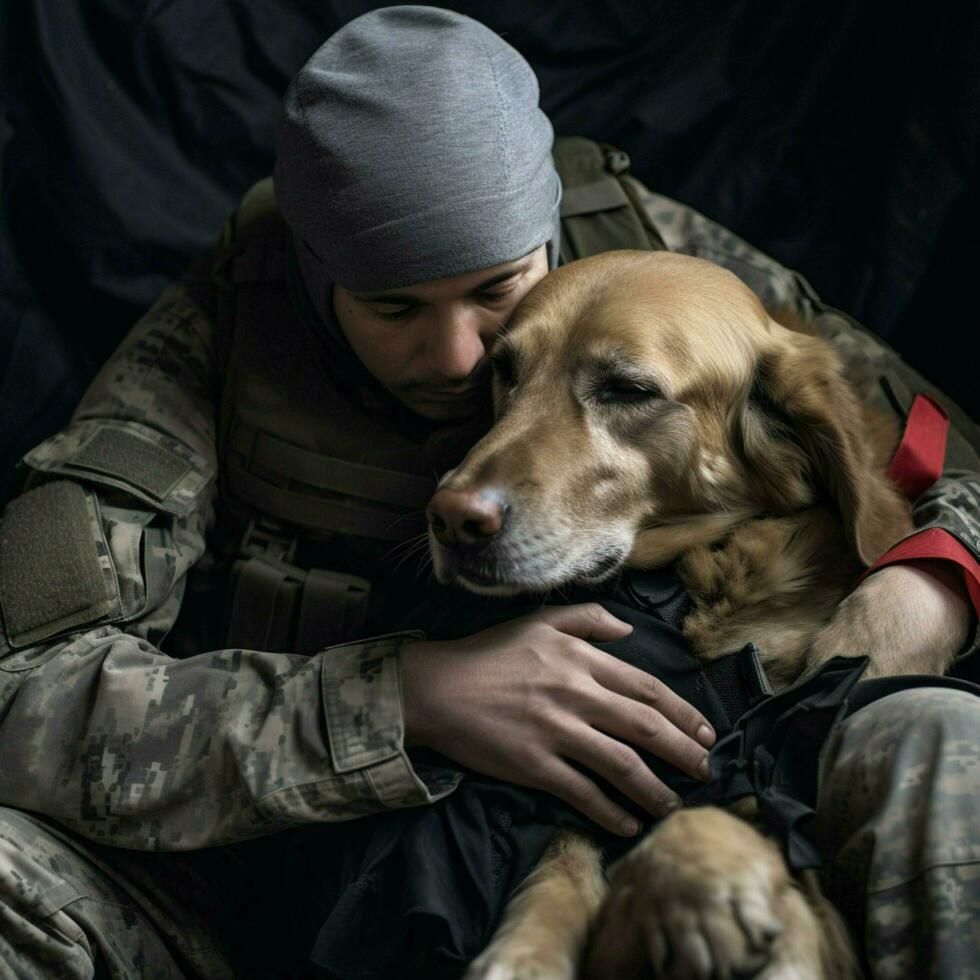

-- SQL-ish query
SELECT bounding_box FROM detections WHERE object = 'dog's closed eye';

[589,378,663,405]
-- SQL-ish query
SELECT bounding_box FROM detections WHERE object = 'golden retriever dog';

[425,250,930,979]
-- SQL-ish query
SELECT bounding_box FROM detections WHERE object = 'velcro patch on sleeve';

[0,480,121,649]
[70,427,192,502]
[23,420,211,517]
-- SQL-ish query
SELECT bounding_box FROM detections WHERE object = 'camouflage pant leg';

[814,687,980,980]
[0,806,194,980]
[0,806,343,979]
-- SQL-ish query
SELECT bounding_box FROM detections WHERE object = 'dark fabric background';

[1,1,977,504]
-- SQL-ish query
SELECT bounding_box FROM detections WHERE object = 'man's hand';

[808,561,973,678]
[399,604,716,838]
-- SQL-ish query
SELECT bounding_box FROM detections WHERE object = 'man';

[0,7,977,978]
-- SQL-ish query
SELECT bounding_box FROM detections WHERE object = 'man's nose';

[424,312,492,381]
[428,487,506,549]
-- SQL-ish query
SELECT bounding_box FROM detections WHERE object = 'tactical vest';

[210,137,665,653]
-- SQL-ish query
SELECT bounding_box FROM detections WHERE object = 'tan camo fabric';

[0,177,978,978]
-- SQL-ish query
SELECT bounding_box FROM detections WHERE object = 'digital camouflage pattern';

[815,688,980,980]
[916,474,980,557]
[0,178,978,976]
[0,806,227,979]
[0,803,330,978]
[0,626,454,851]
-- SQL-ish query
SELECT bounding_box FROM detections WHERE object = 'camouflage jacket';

[0,179,977,851]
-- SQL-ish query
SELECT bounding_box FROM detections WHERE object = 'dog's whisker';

[412,553,435,585]
[383,537,433,576]
[378,532,429,563]
[391,543,432,575]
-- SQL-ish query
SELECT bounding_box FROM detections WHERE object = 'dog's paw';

[464,945,576,980]
[584,807,791,980]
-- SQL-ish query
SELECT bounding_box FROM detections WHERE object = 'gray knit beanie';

[274,5,561,292]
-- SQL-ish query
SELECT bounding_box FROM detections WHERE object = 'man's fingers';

[591,691,710,783]
[559,723,683,818]
[591,658,716,749]
[534,757,644,837]
[536,603,633,642]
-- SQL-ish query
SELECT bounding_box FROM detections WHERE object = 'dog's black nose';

[428,488,506,550]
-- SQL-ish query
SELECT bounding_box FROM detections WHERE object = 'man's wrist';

[398,639,435,750]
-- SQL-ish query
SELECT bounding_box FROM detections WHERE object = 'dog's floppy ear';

[738,332,913,565]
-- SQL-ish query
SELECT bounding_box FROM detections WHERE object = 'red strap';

[861,527,980,616]
[888,393,948,501]
[857,393,980,615]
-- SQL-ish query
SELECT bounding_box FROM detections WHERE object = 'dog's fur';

[427,251,924,979]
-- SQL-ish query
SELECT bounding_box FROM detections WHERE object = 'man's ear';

[738,330,913,566]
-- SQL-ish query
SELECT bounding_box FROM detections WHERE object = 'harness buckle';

[240,516,297,563]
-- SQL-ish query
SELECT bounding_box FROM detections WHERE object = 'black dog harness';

[305,570,979,980]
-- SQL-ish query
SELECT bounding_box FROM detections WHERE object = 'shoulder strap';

[203,178,288,379]
[214,178,287,284]
[553,136,666,262]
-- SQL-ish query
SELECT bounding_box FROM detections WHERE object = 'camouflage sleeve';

[627,177,980,550]
[0,283,460,850]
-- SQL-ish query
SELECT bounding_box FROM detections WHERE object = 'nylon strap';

[887,393,949,501]
[295,569,370,654]
[860,526,980,615]
[554,137,665,264]
[226,556,372,654]
[860,392,980,616]
[702,644,773,727]
[224,455,426,541]
[560,178,631,217]
[614,569,772,724]
[229,426,434,509]
[226,556,291,651]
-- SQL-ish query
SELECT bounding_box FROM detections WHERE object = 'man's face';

[332,245,549,420]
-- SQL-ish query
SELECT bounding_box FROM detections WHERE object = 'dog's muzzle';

[427,486,512,588]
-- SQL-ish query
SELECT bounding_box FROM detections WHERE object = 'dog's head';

[428,250,911,595]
